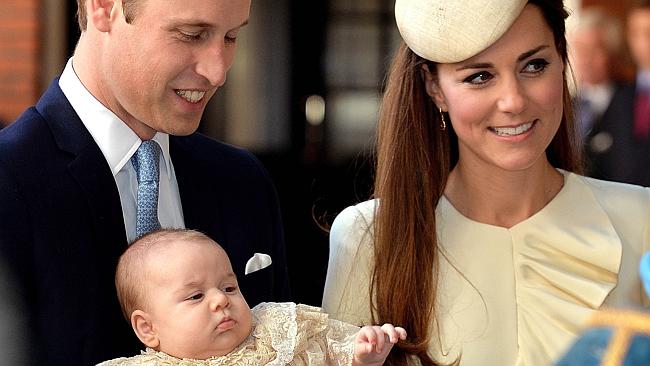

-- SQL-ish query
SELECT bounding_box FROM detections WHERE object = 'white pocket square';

[245,253,272,275]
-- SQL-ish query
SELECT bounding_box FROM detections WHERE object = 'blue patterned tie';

[131,140,161,238]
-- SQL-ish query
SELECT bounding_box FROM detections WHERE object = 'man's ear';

[131,310,160,348]
[421,64,448,112]
[87,0,119,33]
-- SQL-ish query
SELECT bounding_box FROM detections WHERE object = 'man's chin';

[165,123,201,137]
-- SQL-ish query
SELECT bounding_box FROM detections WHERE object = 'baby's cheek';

[243,309,254,335]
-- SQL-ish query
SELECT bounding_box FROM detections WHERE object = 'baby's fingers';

[380,323,407,344]
[358,326,380,352]
[395,326,407,340]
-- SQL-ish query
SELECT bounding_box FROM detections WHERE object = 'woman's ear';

[421,64,448,112]
[131,310,160,348]
[87,0,118,32]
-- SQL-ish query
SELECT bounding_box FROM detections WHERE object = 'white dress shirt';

[59,58,185,243]
[579,82,615,119]
[637,69,650,92]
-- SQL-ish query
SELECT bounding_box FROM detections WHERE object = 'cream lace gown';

[322,172,650,365]
[98,303,357,366]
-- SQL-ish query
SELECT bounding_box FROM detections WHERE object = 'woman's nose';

[497,76,528,115]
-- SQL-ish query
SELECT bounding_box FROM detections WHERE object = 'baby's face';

[143,239,252,359]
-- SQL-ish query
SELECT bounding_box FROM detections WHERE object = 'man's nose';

[195,40,231,87]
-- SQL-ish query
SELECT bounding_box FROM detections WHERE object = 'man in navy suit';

[0,0,290,365]
[584,1,650,186]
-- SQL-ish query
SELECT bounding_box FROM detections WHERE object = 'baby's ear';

[131,310,159,348]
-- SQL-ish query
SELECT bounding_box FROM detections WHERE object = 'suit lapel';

[37,80,128,248]
[67,145,127,246]
[170,136,220,237]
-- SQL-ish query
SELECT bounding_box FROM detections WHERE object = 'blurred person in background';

[584,0,650,186]
[569,7,623,141]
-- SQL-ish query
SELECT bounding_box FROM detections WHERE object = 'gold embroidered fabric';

[97,303,357,366]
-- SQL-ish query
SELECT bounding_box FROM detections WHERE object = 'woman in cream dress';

[322,0,650,365]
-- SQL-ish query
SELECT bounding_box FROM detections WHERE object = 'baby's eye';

[187,293,204,301]
[223,286,238,294]
[463,71,493,85]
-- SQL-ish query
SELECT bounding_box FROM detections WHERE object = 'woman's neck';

[444,158,564,228]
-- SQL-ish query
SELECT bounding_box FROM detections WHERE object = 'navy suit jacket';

[0,80,290,365]
[585,82,650,186]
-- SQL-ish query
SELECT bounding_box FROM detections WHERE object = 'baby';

[98,229,406,365]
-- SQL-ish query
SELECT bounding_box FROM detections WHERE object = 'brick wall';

[583,0,629,18]
[0,0,40,126]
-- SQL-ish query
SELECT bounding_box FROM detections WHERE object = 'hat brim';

[395,0,528,63]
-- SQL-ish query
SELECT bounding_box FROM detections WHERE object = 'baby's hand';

[353,323,407,366]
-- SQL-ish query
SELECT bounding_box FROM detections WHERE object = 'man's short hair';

[571,8,623,54]
[115,229,215,321]
[76,0,140,32]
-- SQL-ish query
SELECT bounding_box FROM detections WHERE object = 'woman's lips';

[488,120,537,137]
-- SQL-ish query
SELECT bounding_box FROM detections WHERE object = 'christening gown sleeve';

[322,200,377,327]
[250,302,358,365]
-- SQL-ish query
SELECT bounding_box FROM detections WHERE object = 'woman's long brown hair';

[370,1,582,364]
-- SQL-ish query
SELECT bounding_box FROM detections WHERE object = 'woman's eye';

[522,59,550,74]
[463,71,493,85]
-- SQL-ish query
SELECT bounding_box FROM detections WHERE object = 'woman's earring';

[439,108,447,131]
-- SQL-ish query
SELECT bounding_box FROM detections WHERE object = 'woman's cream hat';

[395,0,528,63]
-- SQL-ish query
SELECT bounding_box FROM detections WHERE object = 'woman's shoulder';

[569,173,650,255]
[334,199,377,223]
[576,173,649,195]
[572,174,650,214]
[330,199,378,253]
[331,199,377,234]
[323,201,377,322]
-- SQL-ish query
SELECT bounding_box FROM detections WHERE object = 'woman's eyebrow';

[456,62,492,71]
[517,45,550,62]
[455,45,550,71]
